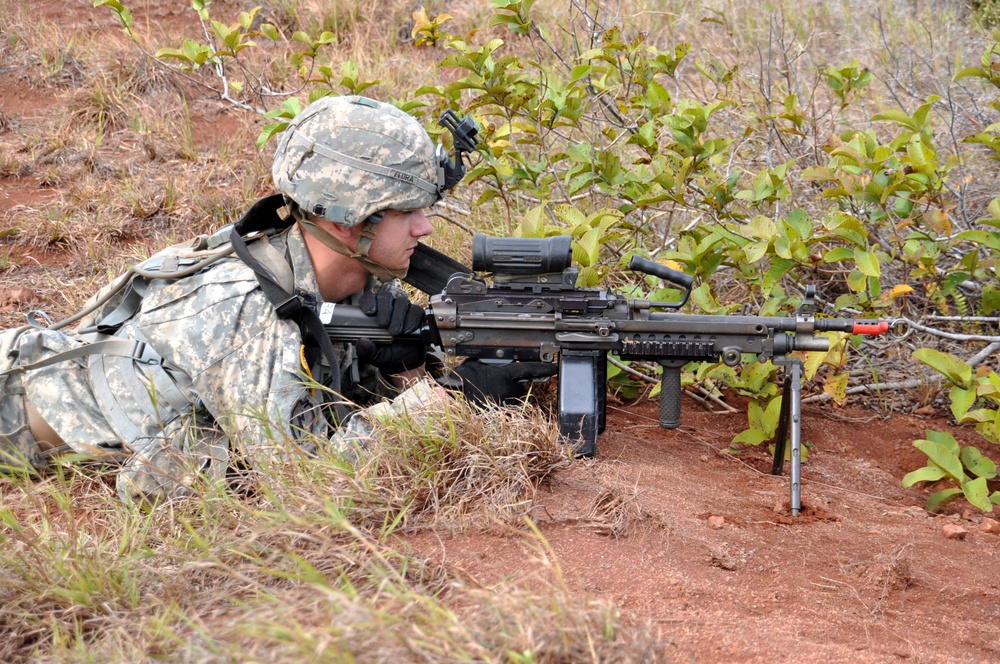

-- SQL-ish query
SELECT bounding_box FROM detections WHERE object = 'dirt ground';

[408,398,1000,662]
[3,2,1000,662]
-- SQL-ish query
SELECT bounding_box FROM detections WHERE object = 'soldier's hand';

[355,337,426,376]
[448,359,557,407]
[358,283,424,336]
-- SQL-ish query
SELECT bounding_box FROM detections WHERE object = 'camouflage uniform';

[0,224,404,503]
[1,94,455,503]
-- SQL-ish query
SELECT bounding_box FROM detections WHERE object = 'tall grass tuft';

[0,395,660,662]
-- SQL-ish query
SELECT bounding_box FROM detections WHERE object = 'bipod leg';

[770,360,803,516]
[770,371,794,476]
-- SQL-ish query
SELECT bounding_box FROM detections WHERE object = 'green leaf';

[732,429,769,447]
[854,248,881,277]
[823,372,849,404]
[962,477,993,512]
[761,257,794,292]
[553,204,586,229]
[747,399,765,432]
[960,447,997,480]
[784,209,811,238]
[574,226,602,267]
[742,361,776,393]
[154,47,190,63]
[926,487,963,513]
[871,109,917,130]
[822,247,854,263]
[475,189,501,207]
[954,230,1000,250]
[962,408,997,424]
[256,121,288,148]
[826,214,868,247]
[743,240,769,264]
[744,215,777,240]
[690,283,721,313]
[182,39,203,63]
[260,23,279,41]
[902,465,947,487]
[982,284,1000,315]
[211,19,230,41]
[926,429,961,455]
[949,385,977,421]
[913,348,972,388]
[954,66,989,81]
[518,202,547,238]
[846,269,867,293]
[913,439,964,482]
[93,0,133,28]
[761,396,781,437]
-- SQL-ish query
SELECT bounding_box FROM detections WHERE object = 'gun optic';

[472,234,573,275]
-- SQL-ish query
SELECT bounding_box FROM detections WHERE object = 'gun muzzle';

[815,319,890,335]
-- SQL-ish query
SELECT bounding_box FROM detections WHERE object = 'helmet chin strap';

[295,209,407,283]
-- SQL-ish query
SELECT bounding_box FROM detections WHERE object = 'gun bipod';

[770,359,804,516]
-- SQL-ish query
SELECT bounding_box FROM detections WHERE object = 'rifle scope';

[472,234,573,275]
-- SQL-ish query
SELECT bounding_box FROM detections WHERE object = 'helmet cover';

[272,95,443,227]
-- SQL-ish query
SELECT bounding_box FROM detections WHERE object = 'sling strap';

[230,195,344,399]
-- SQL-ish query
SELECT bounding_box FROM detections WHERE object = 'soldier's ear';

[318,216,362,242]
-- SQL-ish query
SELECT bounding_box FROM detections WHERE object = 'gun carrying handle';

[659,360,684,429]
[628,255,694,291]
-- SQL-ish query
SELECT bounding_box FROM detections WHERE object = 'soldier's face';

[367,209,434,272]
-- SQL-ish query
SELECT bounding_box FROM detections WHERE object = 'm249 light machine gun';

[325,235,893,515]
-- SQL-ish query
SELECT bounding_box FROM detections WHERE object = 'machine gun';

[325,234,894,515]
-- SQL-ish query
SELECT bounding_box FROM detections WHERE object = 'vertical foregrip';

[660,363,682,429]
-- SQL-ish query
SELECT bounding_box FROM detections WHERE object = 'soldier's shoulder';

[140,257,262,317]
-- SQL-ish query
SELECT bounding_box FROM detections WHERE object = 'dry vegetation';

[2,0,999,661]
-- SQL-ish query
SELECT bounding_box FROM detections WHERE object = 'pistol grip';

[660,361,683,429]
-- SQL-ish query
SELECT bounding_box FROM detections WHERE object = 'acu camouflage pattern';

[272,95,441,226]
[0,329,49,470]
[0,224,398,504]
[326,379,446,465]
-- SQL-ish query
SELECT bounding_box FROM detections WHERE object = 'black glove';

[449,359,558,407]
[358,283,424,336]
[355,337,426,376]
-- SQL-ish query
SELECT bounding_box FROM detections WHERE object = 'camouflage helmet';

[272,95,444,227]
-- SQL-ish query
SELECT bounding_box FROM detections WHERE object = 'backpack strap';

[0,337,147,376]
[89,325,191,442]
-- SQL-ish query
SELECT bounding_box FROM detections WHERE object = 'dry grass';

[0,398,659,662]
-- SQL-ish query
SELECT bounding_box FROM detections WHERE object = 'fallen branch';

[903,318,1000,343]
[969,341,1000,367]
[802,378,941,404]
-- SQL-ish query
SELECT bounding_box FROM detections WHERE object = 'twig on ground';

[802,378,940,404]
[904,318,1000,343]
